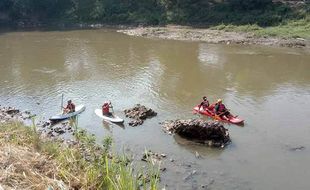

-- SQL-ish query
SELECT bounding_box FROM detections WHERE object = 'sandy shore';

[118,26,310,49]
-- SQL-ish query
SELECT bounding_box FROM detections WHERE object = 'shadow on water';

[101,120,125,132]
[173,134,224,158]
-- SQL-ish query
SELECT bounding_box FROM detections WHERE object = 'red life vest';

[102,103,109,114]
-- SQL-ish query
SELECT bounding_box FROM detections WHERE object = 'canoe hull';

[50,105,86,121]
[95,109,124,123]
[193,106,244,125]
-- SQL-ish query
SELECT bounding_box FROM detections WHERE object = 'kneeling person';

[102,101,113,116]
[63,100,75,114]
[198,96,210,111]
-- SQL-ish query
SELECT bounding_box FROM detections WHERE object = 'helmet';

[203,96,207,100]
[217,99,222,103]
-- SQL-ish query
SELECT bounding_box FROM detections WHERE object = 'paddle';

[109,101,115,115]
[218,110,229,116]
[215,109,230,120]
[61,93,64,112]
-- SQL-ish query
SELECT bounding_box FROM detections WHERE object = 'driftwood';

[162,119,230,147]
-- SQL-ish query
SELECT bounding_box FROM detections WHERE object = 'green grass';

[256,18,310,39]
[210,16,310,39]
[0,122,159,190]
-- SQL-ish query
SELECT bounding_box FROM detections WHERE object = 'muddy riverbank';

[118,26,310,49]
[0,105,229,189]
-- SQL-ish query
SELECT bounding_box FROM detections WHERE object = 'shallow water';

[1,29,310,189]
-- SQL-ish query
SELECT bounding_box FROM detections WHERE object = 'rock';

[289,146,305,151]
[0,106,33,123]
[54,127,65,134]
[36,121,51,128]
[142,150,167,163]
[162,119,230,147]
[5,108,20,115]
[124,104,157,126]
[129,119,143,126]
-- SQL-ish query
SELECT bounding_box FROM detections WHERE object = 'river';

[0,28,310,190]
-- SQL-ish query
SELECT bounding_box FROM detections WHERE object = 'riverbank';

[0,121,159,189]
[118,25,310,49]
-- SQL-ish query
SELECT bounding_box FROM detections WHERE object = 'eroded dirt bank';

[118,26,310,49]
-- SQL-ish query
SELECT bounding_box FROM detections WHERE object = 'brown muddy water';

[0,29,310,190]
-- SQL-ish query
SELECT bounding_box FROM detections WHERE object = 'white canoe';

[50,105,86,121]
[95,109,124,123]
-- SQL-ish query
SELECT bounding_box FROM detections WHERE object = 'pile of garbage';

[124,104,157,126]
[162,119,230,147]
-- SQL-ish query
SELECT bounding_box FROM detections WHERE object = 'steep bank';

[0,122,160,190]
[118,25,310,49]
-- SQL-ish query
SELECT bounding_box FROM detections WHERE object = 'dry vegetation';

[0,122,159,190]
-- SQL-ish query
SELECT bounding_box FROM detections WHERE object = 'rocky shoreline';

[1,105,230,147]
[0,106,34,123]
[118,26,310,49]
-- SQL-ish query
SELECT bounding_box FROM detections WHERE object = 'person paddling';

[102,101,113,116]
[198,96,210,111]
[63,100,75,114]
[214,99,231,119]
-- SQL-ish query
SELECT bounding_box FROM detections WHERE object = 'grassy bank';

[0,122,159,190]
[210,17,310,39]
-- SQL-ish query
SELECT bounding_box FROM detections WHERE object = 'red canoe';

[193,105,244,125]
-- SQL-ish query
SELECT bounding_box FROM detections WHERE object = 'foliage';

[0,0,308,27]
[0,122,160,189]
[0,0,309,40]
[210,16,310,39]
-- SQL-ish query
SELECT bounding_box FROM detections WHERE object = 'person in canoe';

[214,99,231,119]
[102,101,113,116]
[63,100,75,114]
[198,96,213,114]
[198,96,210,110]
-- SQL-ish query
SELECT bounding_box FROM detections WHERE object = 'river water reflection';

[0,29,310,189]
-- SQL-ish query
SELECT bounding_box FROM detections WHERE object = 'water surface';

[0,29,310,190]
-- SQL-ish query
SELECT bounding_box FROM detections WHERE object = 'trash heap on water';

[124,104,157,126]
[162,119,230,147]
